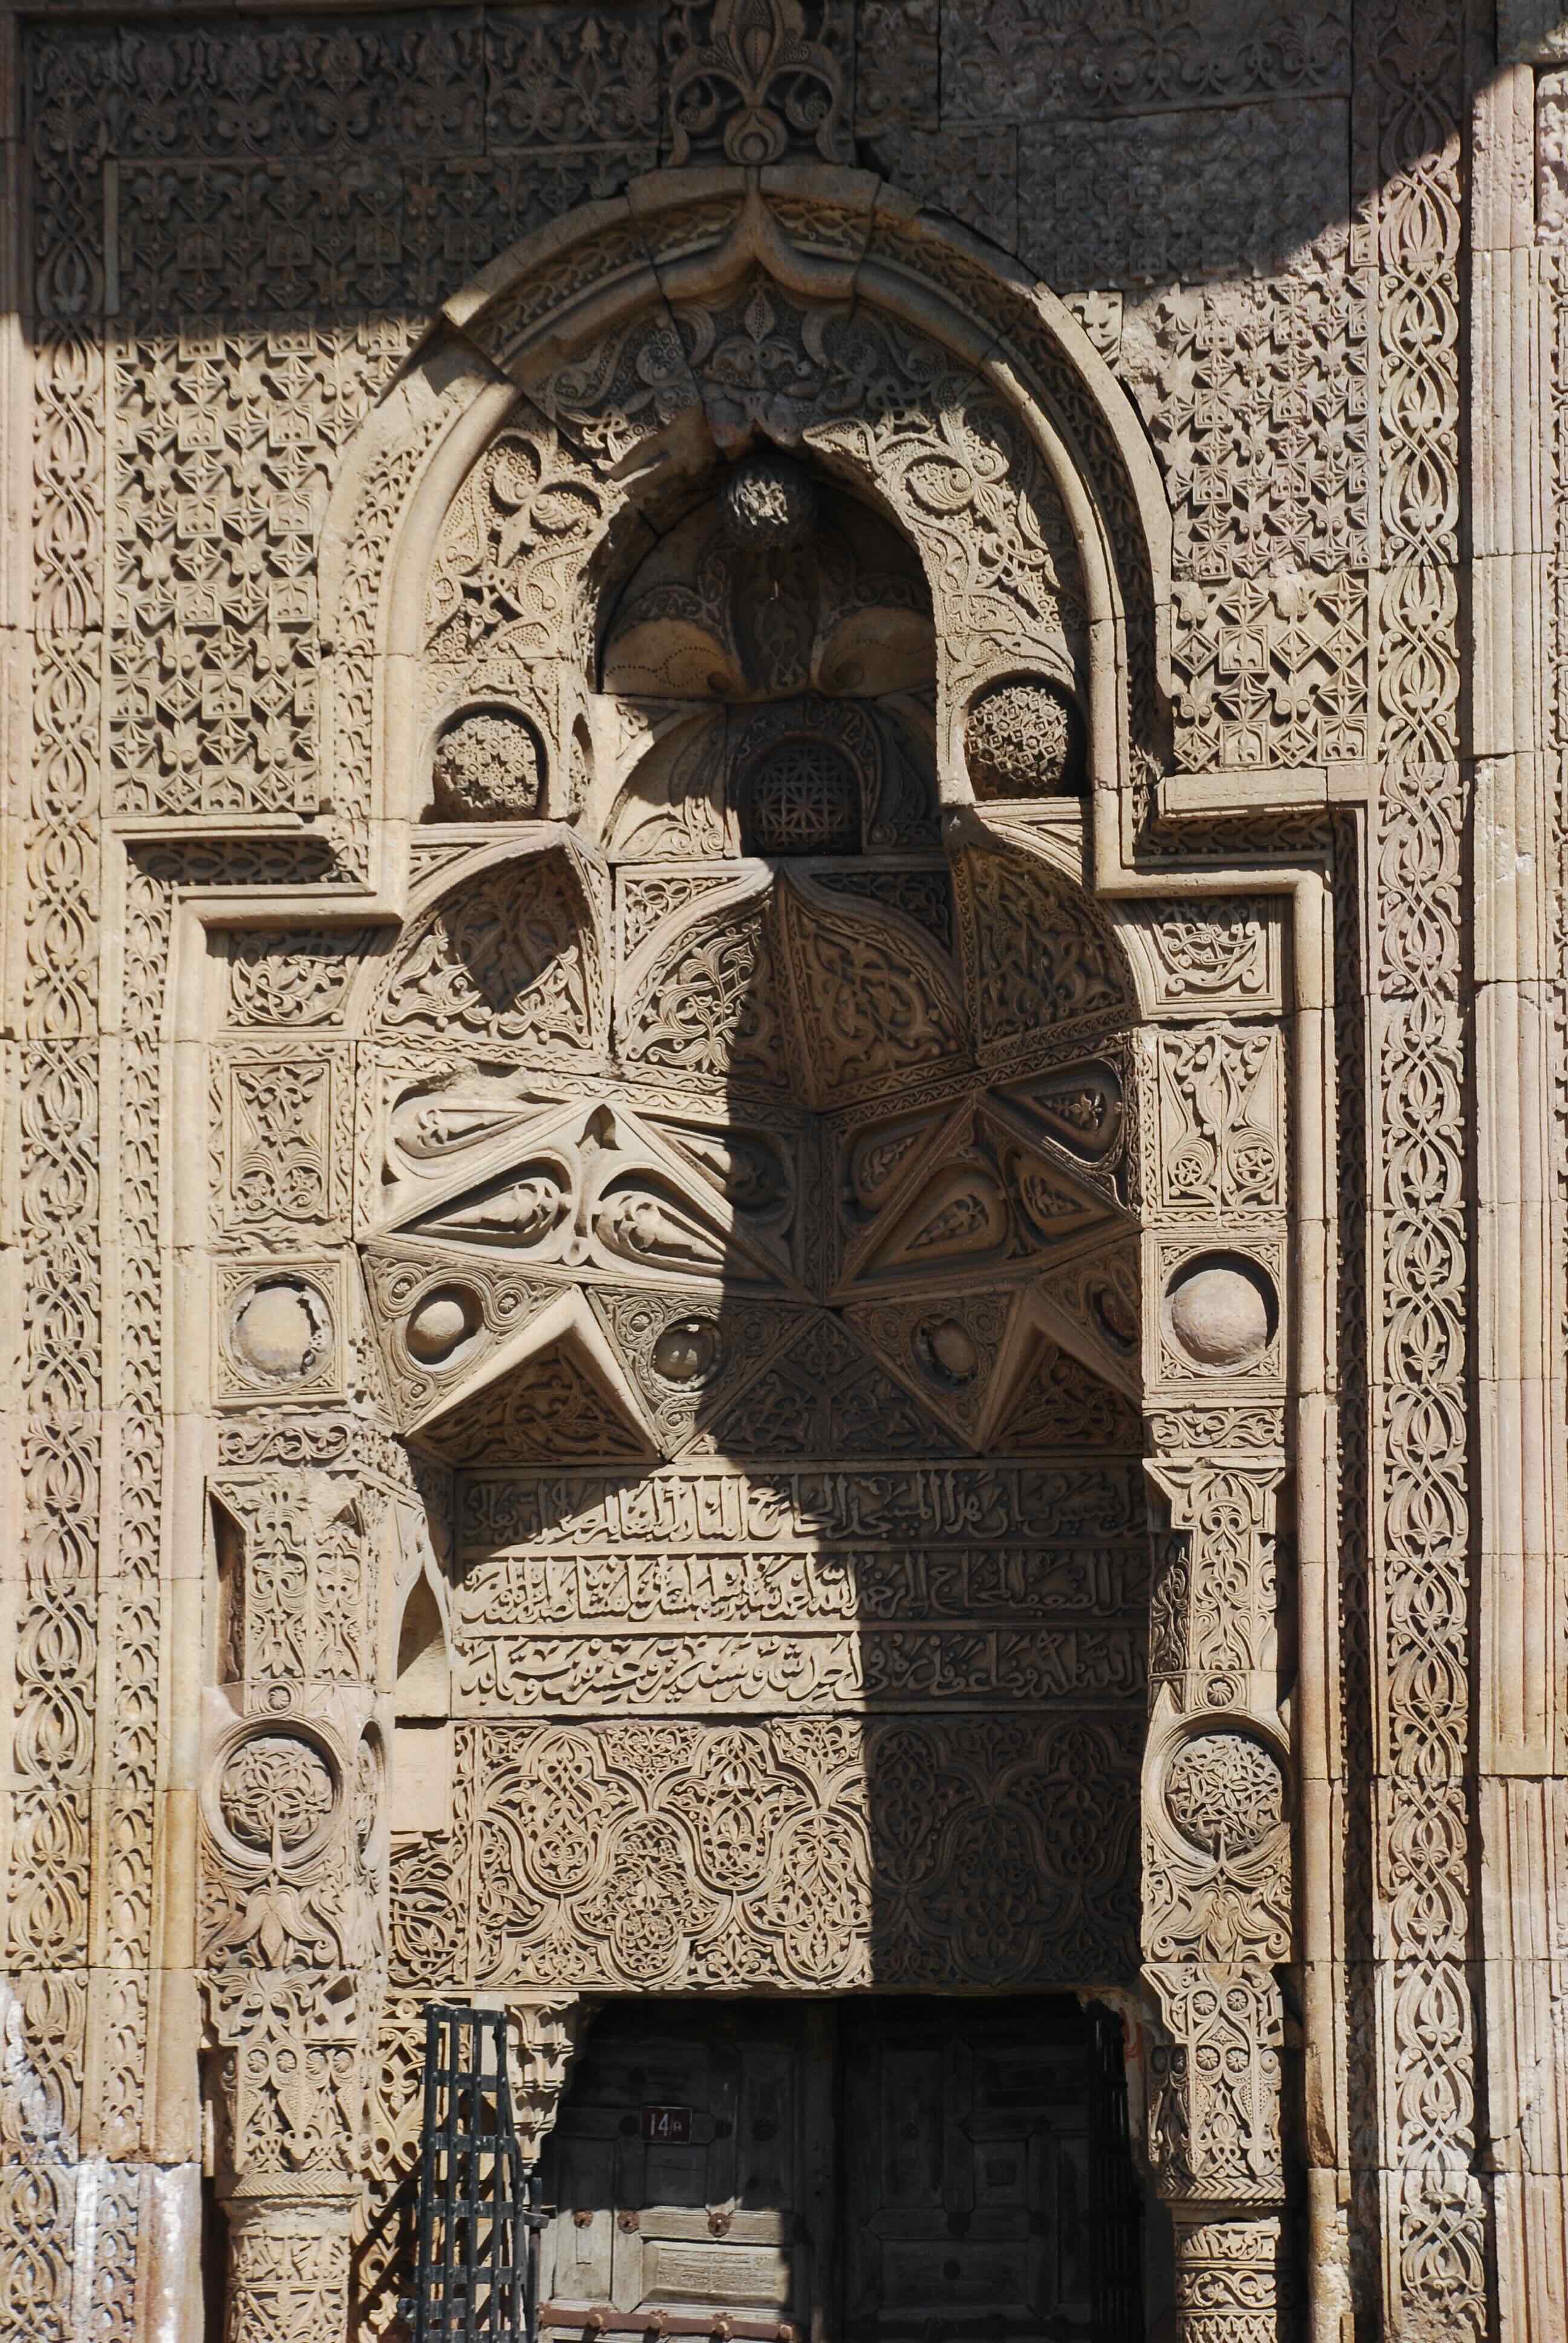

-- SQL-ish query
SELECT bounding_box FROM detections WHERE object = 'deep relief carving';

[456,1623,1143,1712]
[11,20,1489,2335]
[207,1971,371,2183]
[414,1339,651,1469]
[227,931,374,1028]
[1165,2212,1284,2343]
[210,1475,380,1697]
[619,886,789,1090]
[458,1458,1148,1552]
[1152,1031,1284,1217]
[601,467,932,710]
[446,1714,1140,1991]
[431,708,546,821]
[1146,1460,1284,1698]
[955,851,1130,1050]
[1167,573,1369,775]
[965,678,1085,801]
[455,1452,1149,1715]
[1122,904,1283,1018]
[218,1731,336,1855]
[1146,1968,1285,2200]
[1148,1728,1292,1968]
[1154,1244,1284,1391]
[213,1043,354,1245]
[373,850,604,1055]
[217,1265,342,1403]
[694,1311,960,1457]
[425,422,616,683]
[665,0,851,167]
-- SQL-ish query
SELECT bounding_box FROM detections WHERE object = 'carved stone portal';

[180,183,1298,2343]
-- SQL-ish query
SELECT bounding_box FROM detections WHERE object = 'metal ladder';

[411,2005,545,2343]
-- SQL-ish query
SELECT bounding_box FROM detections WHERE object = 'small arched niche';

[592,445,1088,864]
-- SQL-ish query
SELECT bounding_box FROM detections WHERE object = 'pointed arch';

[318,168,1172,863]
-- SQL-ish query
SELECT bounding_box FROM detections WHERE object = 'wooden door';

[840,2000,1134,2343]
[542,2001,832,2341]
[541,1999,1138,2343]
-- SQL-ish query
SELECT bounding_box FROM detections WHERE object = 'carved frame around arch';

[181,169,1329,2343]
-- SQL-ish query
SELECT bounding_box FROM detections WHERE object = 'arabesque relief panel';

[7,10,1553,2343]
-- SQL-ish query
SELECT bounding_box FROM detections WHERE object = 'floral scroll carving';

[423,1714,1142,1996]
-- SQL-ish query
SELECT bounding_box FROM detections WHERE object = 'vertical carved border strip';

[8,25,111,2335]
[1361,3,1488,2332]
[1367,758,1486,2330]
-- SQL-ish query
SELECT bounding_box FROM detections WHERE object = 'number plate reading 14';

[641,2105,691,2143]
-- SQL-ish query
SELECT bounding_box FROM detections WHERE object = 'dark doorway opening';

[539,1998,1143,2343]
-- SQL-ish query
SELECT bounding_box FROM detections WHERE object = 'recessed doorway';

[540,1998,1143,2343]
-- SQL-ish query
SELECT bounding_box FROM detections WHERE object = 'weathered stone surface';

[4,9,1561,2343]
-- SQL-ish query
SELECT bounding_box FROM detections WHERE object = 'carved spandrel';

[1119,901,1285,1020]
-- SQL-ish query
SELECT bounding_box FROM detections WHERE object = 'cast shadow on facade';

[185,167,1304,2343]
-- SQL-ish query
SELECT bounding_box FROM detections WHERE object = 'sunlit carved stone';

[431,707,543,819]
[10,33,1532,2343]
[219,1732,335,1852]
[1167,1731,1284,1858]
[965,678,1085,798]
[1164,1255,1275,1371]
[230,1276,332,1383]
[405,1286,480,1364]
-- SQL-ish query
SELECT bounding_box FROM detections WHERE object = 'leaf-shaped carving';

[956,850,1128,1049]
[991,1060,1125,1168]
[376,853,598,1052]
[776,873,967,1104]
[389,1089,544,1170]
[413,1163,573,1251]
[593,1177,731,1277]
[621,896,787,1089]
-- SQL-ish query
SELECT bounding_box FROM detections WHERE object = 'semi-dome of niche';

[601,451,934,703]
[601,450,940,862]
